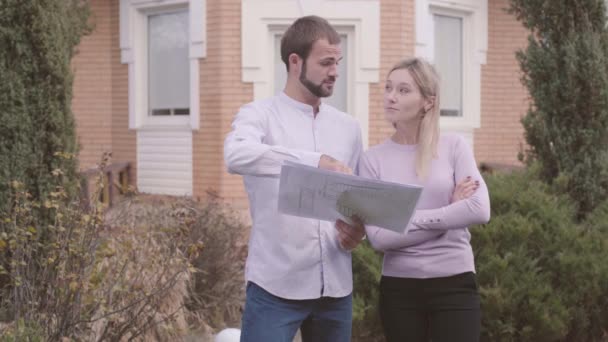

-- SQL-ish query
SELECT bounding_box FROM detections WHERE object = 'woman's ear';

[424,96,436,113]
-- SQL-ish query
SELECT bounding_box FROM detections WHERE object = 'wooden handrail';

[80,161,131,177]
[80,162,132,209]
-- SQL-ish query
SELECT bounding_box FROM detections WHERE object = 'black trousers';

[379,272,481,342]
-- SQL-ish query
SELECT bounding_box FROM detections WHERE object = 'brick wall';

[71,0,135,178]
[72,0,113,170]
[109,0,136,181]
[368,0,415,147]
[71,0,529,211]
[475,0,529,165]
[194,0,253,209]
[72,0,246,204]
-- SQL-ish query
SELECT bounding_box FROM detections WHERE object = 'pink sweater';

[358,134,490,278]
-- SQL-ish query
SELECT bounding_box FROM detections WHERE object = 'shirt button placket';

[311,115,326,296]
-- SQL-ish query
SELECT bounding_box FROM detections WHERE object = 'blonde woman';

[354,58,490,341]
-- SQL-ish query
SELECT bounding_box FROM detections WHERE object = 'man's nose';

[328,64,338,77]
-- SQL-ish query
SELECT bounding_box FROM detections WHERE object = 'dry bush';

[0,166,197,341]
[181,196,247,333]
[1,157,247,341]
[106,194,248,336]
[86,196,197,341]
[0,176,107,340]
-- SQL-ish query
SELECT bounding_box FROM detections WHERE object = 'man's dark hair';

[280,15,341,71]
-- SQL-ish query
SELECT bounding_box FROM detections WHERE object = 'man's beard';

[299,61,334,98]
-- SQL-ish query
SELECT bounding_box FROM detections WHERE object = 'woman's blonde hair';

[388,57,440,179]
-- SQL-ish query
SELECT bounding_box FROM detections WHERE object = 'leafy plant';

[509,0,608,217]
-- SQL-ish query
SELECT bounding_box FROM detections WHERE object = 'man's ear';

[289,53,302,72]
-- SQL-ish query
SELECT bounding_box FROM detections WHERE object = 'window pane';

[434,14,462,117]
[148,10,189,116]
[274,34,348,112]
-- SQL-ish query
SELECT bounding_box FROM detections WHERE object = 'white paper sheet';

[278,161,423,233]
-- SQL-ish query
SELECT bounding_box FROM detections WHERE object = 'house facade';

[71,0,529,209]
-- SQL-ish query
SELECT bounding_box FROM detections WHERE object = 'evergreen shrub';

[0,0,90,213]
[352,241,384,342]
[509,0,608,217]
[474,168,608,341]
[350,168,608,341]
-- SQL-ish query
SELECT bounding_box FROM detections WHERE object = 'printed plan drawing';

[278,161,423,233]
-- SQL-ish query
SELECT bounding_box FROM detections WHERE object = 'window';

[120,0,206,130]
[415,0,487,137]
[148,10,190,117]
[434,14,463,117]
[273,34,349,112]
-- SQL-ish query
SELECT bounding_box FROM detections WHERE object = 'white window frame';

[242,0,380,148]
[432,8,469,120]
[416,0,487,140]
[120,0,206,130]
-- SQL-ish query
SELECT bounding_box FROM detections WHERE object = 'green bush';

[352,241,384,342]
[0,0,90,213]
[509,0,608,217]
[350,168,608,341]
[0,0,91,325]
[473,169,608,341]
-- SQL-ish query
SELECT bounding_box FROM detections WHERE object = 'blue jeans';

[240,282,352,342]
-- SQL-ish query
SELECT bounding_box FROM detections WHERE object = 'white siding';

[137,128,193,196]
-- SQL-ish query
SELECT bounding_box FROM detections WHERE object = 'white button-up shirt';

[224,92,362,300]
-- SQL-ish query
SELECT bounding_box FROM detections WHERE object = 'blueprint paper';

[278,161,423,233]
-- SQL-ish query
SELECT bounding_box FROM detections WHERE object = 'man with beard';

[224,15,366,342]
